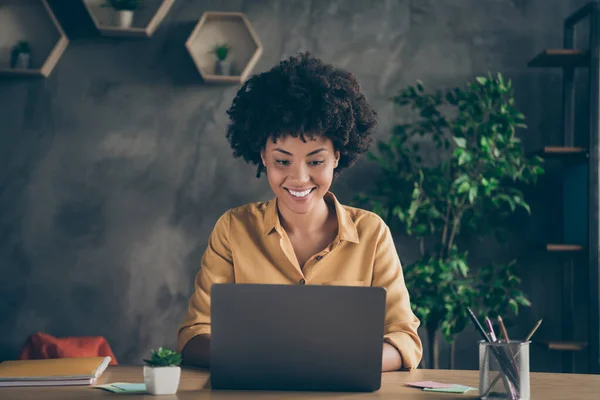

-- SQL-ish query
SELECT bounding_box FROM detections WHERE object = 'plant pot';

[143,366,181,395]
[215,59,232,76]
[12,52,31,69]
[114,10,134,28]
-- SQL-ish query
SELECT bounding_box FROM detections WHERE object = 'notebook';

[0,356,111,387]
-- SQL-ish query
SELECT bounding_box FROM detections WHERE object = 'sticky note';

[423,384,477,393]
[95,382,147,393]
[405,380,456,389]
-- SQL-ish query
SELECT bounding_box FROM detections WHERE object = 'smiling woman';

[176,52,423,373]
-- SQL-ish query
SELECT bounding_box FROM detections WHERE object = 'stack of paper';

[0,356,111,387]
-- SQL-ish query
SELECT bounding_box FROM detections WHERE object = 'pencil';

[498,316,518,371]
[525,319,543,341]
[497,316,510,342]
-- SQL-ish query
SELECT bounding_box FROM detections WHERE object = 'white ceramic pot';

[215,59,232,75]
[143,366,181,395]
[115,10,134,28]
[15,53,31,69]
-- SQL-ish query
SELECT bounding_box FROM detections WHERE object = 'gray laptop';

[210,283,386,392]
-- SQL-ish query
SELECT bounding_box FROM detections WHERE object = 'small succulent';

[12,41,31,54]
[10,41,31,68]
[143,347,182,367]
[212,43,231,61]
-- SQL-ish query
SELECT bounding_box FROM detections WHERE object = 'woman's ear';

[334,151,340,168]
[260,149,267,167]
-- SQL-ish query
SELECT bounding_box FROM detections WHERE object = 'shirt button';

[299,279,306,285]
[315,255,323,261]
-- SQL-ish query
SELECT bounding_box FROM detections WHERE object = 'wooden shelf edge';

[0,68,45,77]
[541,146,587,155]
[145,0,176,36]
[202,74,244,84]
[546,244,585,252]
[96,26,149,37]
[40,36,69,78]
[540,341,588,351]
[527,49,589,68]
[529,146,589,160]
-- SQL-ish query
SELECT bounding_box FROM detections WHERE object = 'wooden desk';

[1,365,599,399]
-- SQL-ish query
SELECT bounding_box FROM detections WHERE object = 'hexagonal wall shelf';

[83,0,175,38]
[186,11,263,84]
[0,0,68,78]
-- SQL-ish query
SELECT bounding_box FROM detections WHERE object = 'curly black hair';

[225,52,378,178]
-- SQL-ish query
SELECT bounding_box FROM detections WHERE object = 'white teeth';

[289,189,312,197]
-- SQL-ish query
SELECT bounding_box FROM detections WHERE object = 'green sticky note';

[423,384,476,393]
[95,382,147,393]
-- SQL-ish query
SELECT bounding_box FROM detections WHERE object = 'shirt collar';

[263,196,280,235]
[263,192,359,244]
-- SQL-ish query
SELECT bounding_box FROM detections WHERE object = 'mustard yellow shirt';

[177,192,423,370]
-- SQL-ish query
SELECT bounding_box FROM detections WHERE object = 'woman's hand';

[382,341,403,372]
[181,333,211,368]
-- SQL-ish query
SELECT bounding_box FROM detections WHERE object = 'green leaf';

[509,299,519,315]
[453,137,467,148]
[516,295,531,307]
[457,180,470,194]
[457,260,468,277]
[468,185,478,204]
[457,150,472,165]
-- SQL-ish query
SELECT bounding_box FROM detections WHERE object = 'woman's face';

[261,135,340,216]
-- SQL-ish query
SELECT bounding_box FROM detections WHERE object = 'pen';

[467,307,490,342]
[485,317,497,342]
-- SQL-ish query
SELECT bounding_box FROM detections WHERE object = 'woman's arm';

[372,223,423,371]
[177,211,234,361]
[182,334,211,368]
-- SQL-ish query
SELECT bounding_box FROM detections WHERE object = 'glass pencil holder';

[479,340,530,400]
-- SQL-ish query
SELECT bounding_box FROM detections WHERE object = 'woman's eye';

[276,160,290,166]
[309,160,324,166]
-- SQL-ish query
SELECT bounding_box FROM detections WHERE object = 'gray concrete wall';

[0,0,592,372]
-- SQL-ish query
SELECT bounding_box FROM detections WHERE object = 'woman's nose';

[290,162,310,182]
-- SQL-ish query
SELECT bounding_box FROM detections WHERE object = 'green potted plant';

[143,347,182,395]
[102,0,144,28]
[356,73,544,369]
[211,42,232,75]
[10,41,31,69]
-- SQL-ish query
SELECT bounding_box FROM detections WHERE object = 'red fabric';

[19,332,118,365]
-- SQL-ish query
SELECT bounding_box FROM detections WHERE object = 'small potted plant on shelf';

[102,0,144,28]
[143,347,182,395]
[211,42,232,76]
[10,41,31,69]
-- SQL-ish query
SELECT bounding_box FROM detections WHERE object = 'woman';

[176,52,422,372]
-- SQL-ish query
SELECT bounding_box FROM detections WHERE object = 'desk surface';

[1,365,599,399]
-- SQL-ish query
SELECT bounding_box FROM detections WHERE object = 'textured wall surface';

[0,0,593,372]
